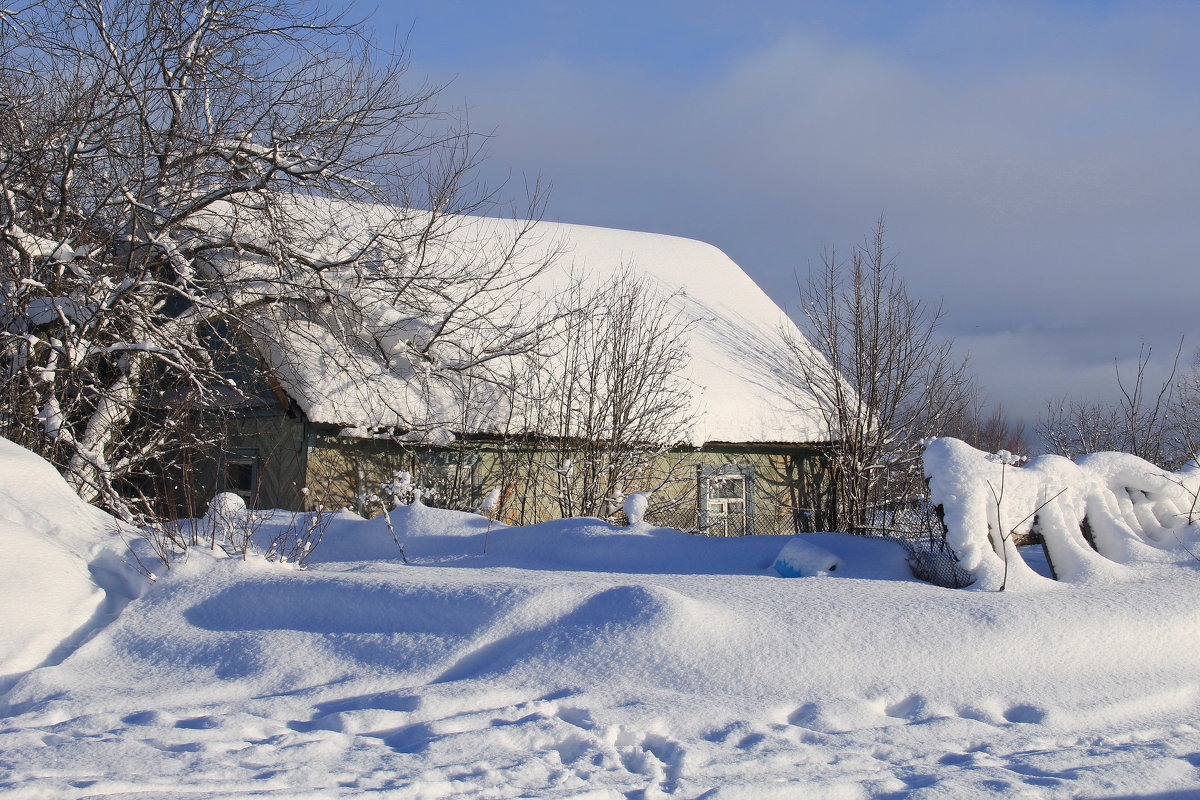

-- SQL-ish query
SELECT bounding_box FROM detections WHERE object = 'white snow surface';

[4,437,1200,797]
[204,201,833,445]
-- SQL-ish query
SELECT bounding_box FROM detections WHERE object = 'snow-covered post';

[623,491,651,526]
[479,487,501,553]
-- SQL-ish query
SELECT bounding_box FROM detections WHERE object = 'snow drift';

[0,438,141,684]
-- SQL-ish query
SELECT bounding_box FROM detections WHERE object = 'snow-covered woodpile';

[923,437,1200,590]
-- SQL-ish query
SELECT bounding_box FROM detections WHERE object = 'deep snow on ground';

[2,443,1200,798]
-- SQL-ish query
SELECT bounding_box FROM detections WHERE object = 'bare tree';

[942,391,1029,456]
[1115,340,1184,464]
[1039,400,1121,461]
[0,0,550,520]
[788,218,971,533]
[1174,349,1200,463]
[1039,340,1185,466]
[523,269,694,521]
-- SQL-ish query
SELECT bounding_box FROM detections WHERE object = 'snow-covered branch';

[0,0,552,521]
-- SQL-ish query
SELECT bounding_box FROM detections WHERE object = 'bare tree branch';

[786,217,971,532]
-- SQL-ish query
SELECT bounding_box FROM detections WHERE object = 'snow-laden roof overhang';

[201,198,836,446]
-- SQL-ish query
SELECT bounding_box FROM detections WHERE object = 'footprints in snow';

[780,695,1048,734]
[291,690,692,796]
[1002,703,1048,724]
[613,727,687,795]
[106,691,1049,799]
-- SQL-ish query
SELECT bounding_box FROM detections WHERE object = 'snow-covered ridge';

[924,437,1200,590]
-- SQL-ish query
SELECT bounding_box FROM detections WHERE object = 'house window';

[698,463,755,536]
[222,448,259,503]
[415,451,482,509]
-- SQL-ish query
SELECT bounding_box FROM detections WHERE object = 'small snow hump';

[773,536,842,578]
[623,492,651,525]
[206,492,247,521]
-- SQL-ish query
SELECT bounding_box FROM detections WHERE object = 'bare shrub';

[520,269,695,521]
[1040,340,1187,467]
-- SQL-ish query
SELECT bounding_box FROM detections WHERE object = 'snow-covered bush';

[262,508,335,566]
[203,493,254,555]
[356,471,423,562]
[139,489,334,568]
[140,491,262,563]
[379,471,419,508]
[923,437,1200,590]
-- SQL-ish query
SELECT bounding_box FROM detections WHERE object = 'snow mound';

[773,535,842,577]
[924,437,1200,590]
[0,438,136,683]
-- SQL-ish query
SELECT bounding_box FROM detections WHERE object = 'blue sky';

[347,0,1200,427]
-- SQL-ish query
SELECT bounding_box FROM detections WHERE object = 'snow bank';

[924,437,1200,590]
[299,500,910,580]
[0,438,139,683]
[5,496,1200,797]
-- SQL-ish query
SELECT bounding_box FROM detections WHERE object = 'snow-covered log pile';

[923,437,1200,590]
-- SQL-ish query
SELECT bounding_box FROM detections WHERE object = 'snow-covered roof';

[211,200,835,446]
[517,219,832,445]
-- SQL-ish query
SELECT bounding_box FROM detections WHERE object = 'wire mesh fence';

[645,503,800,537]
[852,499,974,589]
[645,491,973,589]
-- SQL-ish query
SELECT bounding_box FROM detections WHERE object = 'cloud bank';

[402,2,1200,425]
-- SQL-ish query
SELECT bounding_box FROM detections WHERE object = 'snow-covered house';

[199,202,839,534]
